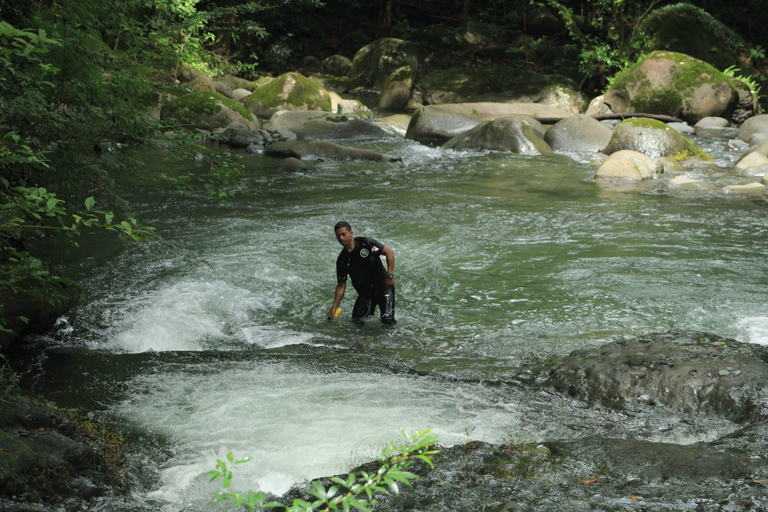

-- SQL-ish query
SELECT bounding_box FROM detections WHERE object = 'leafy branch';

[208,429,439,512]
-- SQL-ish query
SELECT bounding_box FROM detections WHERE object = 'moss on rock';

[608,51,739,123]
[161,91,257,130]
[603,117,710,159]
[245,72,332,118]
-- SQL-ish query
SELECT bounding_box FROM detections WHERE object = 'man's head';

[334,221,354,249]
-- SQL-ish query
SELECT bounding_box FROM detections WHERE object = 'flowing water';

[15,130,768,510]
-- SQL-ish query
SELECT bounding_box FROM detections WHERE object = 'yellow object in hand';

[334,308,342,318]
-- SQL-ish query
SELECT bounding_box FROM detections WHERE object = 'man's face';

[335,227,353,248]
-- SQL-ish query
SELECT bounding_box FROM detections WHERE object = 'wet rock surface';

[545,330,768,422]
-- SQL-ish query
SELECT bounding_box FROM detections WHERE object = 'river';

[15,128,768,510]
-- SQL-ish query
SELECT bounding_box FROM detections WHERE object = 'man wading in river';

[327,221,396,325]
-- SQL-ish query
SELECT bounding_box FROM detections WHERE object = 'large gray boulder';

[738,114,768,144]
[605,51,739,124]
[442,116,552,155]
[351,38,426,88]
[603,118,708,159]
[264,140,401,162]
[546,330,768,422]
[406,102,570,146]
[419,67,588,114]
[544,114,613,152]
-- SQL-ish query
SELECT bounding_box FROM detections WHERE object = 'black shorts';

[352,285,395,325]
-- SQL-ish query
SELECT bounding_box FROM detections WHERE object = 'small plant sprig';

[208,429,439,512]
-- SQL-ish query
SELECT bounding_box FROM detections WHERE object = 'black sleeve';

[336,254,347,284]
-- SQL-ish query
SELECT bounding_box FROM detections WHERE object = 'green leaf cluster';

[209,429,439,512]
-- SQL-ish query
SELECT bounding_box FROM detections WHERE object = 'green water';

[17,134,768,507]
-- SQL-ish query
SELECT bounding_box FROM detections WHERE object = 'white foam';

[116,363,520,505]
[735,316,768,346]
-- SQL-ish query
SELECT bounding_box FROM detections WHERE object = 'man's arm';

[328,281,346,319]
[382,246,395,286]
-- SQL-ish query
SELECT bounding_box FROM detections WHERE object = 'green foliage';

[209,429,439,512]
[0,353,20,390]
[723,65,765,113]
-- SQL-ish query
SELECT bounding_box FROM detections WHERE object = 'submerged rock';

[546,330,768,422]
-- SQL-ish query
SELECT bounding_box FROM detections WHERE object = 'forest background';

[1,0,767,346]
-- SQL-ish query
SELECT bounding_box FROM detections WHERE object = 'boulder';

[187,74,216,92]
[585,94,613,116]
[668,176,717,192]
[738,114,768,144]
[161,91,259,131]
[263,111,389,140]
[277,157,308,172]
[603,118,708,159]
[217,121,264,148]
[176,64,208,84]
[543,114,613,152]
[606,51,739,124]
[724,183,767,195]
[406,102,570,146]
[654,156,685,174]
[213,76,257,97]
[442,116,553,155]
[637,4,747,71]
[351,38,426,88]
[595,150,659,181]
[419,67,588,114]
[749,139,768,157]
[327,93,373,116]
[545,330,768,422]
[735,152,768,175]
[245,72,332,118]
[321,55,353,77]
[264,140,401,162]
[376,114,412,137]
[231,88,253,103]
[379,66,414,111]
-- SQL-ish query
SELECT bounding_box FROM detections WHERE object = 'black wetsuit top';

[336,237,387,297]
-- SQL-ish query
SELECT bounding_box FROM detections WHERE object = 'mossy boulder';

[161,91,259,130]
[245,72,332,118]
[350,38,426,88]
[606,51,739,124]
[603,117,709,159]
[442,116,553,155]
[420,66,588,114]
[638,4,747,71]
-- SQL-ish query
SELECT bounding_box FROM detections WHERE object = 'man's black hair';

[334,221,352,232]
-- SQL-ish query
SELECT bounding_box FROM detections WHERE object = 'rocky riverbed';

[3,331,768,511]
